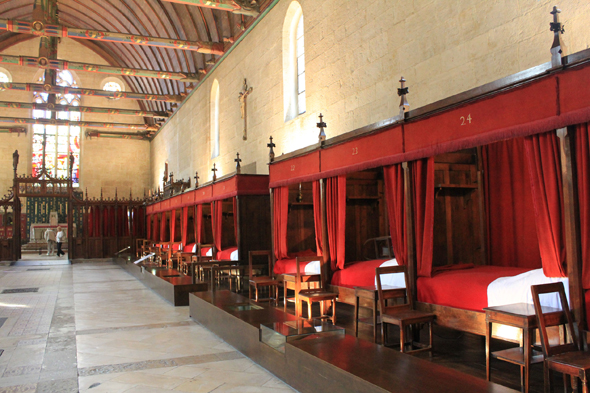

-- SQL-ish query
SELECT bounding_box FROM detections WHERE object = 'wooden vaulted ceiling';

[0,0,264,124]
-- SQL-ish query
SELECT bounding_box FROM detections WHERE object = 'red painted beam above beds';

[269,150,320,188]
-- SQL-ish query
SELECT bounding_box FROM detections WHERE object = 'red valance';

[384,164,407,266]
[269,151,321,188]
[273,186,289,260]
[412,157,434,277]
[524,132,567,277]
[483,138,542,269]
[312,181,323,257]
[326,176,346,270]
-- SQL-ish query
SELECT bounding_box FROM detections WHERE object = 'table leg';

[486,319,491,381]
[354,295,359,337]
[523,327,532,393]
[373,297,378,343]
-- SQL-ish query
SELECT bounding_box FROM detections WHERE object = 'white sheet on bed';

[374,259,405,288]
[303,260,321,274]
[205,247,212,257]
[191,244,197,253]
[487,268,569,309]
[230,249,238,261]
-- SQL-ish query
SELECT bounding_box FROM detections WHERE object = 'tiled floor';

[0,260,297,393]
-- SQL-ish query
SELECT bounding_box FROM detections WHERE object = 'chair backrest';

[295,256,323,294]
[375,265,411,315]
[197,243,214,262]
[249,250,272,279]
[531,282,579,357]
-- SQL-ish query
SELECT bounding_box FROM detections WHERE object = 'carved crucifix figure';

[238,78,253,141]
[163,162,168,185]
[235,153,242,174]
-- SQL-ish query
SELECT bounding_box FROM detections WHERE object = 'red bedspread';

[217,246,238,260]
[417,265,530,312]
[273,250,318,275]
[183,243,195,252]
[330,259,389,288]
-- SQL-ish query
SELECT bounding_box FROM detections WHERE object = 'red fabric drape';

[412,157,434,277]
[181,207,188,247]
[102,208,109,237]
[383,164,407,266]
[576,124,590,288]
[524,132,567,277]
[273,186,289,260]
[94,207,100,237]
[326,176,346,271]
[212,202,222,253]
[196,205,203,244]
[170,210,176,244]
[312,181,323,257]
[160,212,167,242]
[88,207,94,237]
[232,197,238,243]
[483,138,542,269]
[153,214,159,242]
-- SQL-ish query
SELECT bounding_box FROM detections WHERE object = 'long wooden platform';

[116,258,207,306]
[189,290,516,393]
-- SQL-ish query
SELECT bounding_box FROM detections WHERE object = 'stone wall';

[150,0,590,188]
[0,37,149,199]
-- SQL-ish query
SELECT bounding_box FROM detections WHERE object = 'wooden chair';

[189,243,214,281]
[135,238,149,258]
[248,250,280,303]
[296,256,337,323]
[376,265,435,354]
[531,282,590,393]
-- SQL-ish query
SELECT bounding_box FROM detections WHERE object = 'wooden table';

[354,285,406,343]
[484,302,562,393]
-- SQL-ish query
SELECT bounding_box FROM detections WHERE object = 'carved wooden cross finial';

[12,150,19,174]
[194,171,199,188]
[212,163,218,182]
[169,172,174,184]
[267,136,276,163]
[550,6,566,67]
[317,114,327,143]
[398,77,410,117]
[235,153,242,174]
[238,78,253,140]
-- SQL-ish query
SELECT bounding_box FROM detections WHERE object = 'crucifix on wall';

[238,78,253,141]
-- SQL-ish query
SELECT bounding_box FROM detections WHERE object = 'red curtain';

[160,212,167,242]
[110,207,116,236]
[312,181,323,257]
[212,201,222,253]
[94,207,100,237]
[273,186,289,260]
[412,157,434,277]
[326,176,346,271]
[102,208,109,237]
[383,164,407,266]
[576,124,590,288]
[524,132,567,277]
[483,138,542,269]
[88,207,94,237]
[232,197,238,243]
[181,207,188,247]
[153,213,159,242]
[170,210,176,244]
[196,205,203,244]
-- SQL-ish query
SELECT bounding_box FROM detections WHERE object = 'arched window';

[210,79,220,159]
[104,81,121,92]
[283,1,305,121]
[32,70,81,185]
[101,77,124,99]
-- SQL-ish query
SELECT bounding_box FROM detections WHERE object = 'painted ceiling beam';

[85,130,152,141]
[0,54,201,83]
[0,101,169,118]
[0,18,225,55]
[0,82,184,103]
[0,116,159,131]
[161,0,259,16]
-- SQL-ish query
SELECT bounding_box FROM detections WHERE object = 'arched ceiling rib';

[0,0,262,118]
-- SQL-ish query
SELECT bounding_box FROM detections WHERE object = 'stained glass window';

[32,70,81,186]
[103,81,122,92]
[0,72,9,83]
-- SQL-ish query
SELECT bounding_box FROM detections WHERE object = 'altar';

[29,224,75,243]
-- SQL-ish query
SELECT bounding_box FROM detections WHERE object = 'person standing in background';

[44,227,56,256]
[56,227,65,257]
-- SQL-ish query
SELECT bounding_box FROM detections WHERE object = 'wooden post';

[476,146,488,265]
[557,127,585,331]
[403,162,417,300]
[235,196,242,262]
